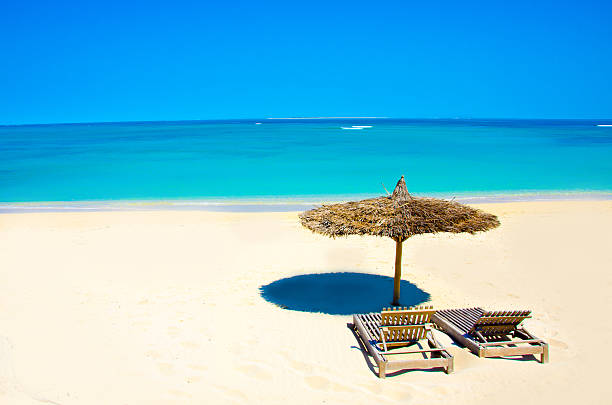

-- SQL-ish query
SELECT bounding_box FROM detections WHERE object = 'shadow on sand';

[260,272,430,315]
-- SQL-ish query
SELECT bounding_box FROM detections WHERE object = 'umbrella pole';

[392,239,402,306]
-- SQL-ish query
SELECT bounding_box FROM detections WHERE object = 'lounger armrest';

[380,327,388,352]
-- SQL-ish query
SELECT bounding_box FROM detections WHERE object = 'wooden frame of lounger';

[432,308,549,363]
[353,306,454,378]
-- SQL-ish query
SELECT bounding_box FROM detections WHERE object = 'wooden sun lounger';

[353,306,454,378]
[432,308,549,363]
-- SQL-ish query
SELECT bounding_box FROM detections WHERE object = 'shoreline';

[1,190,611,213]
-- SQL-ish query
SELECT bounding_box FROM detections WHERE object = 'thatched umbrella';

[299,176,500,306]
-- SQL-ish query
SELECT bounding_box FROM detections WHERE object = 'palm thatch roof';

[299,176,500,242]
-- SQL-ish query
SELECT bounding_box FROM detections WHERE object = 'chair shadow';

[259,272,430,315]
[346,323,378,376]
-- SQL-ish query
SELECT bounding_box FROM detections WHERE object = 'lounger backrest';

[469,310,532,336]
[381,305,436,325]
[380,306,435,342]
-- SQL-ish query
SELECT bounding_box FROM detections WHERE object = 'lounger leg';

[446,357,454,374]
[541,343,549,363]
[378,361,386,378]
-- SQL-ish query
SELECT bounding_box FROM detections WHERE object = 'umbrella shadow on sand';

[259,272,430,315]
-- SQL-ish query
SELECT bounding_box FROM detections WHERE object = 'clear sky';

[1,1,611,125]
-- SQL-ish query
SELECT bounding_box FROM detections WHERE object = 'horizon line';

[2,116,612,128]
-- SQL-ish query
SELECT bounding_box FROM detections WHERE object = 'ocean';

[1,118,611,209]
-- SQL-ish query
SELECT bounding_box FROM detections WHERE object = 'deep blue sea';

[1,118,611,205]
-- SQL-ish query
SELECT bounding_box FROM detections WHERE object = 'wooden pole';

[392,239,402,306]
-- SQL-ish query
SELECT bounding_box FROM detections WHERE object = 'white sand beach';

[1,200,611,404]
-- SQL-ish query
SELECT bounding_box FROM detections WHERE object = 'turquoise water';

[1,119,611,203]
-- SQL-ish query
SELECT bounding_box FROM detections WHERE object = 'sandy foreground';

[0,200,611,404]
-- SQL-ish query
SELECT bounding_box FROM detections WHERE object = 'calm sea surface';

[1,119,611,203]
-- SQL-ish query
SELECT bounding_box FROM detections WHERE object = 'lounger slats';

[435,308,484,334]
[382,325,427,342]
[435,308,531,336]
[355,314,378,342]
[353,306,454,377]
[445,310,474,332]
[380,305,435,326]
[361,314,380,341]
[379,306,436,343]
[471,310,531,335]
[432,307,548,364]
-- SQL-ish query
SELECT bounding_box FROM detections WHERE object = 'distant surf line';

[266,116,388,120]
[340,125,374,130]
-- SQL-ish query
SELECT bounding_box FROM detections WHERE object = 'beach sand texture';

[0,200,611,404]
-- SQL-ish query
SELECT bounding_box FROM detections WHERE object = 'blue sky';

[1,1,611,124]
